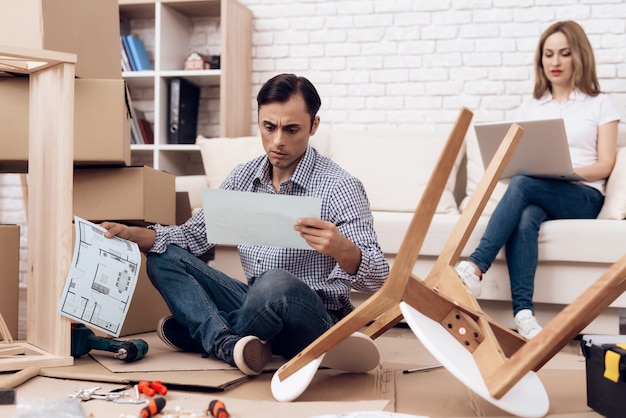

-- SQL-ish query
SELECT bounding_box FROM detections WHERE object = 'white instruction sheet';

[202,189,321,250]
[58,216,141,337]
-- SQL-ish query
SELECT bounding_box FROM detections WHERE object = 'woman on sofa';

[456,20,620,339]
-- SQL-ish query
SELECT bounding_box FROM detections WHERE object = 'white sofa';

[176,127,626,334]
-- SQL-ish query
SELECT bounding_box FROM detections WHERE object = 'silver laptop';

[474,118,584,181]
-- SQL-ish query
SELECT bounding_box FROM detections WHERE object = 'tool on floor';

[137,381,155,397]
[140,396,166,418]
[0,366,41,405]
[71,323,148,362]
[68,386,148,404]
[208,399,230,418]
[402,364,443,374]
[138,380,168,396]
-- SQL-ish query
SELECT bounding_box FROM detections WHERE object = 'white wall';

[240,0,625,134]
[2,0,625,287]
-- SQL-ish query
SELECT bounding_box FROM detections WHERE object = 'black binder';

[167,77,200,144]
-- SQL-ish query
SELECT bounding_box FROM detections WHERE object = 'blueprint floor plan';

[58,216,140,337]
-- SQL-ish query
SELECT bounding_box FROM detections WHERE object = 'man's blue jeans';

[468,175,604,316]
[146,245,339,364]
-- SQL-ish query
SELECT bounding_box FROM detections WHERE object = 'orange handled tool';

[208,399,229,418]
[137,381,155,397]
[140,397,166,418]
[151,380,168,395]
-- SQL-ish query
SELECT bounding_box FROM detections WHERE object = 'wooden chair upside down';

[273,107,626,413]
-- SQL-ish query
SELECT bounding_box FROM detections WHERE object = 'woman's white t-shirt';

[517,90,620,194]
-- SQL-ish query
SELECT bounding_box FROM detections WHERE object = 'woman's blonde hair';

[533,20,601,99]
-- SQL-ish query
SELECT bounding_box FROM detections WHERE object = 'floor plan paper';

[202,189,321,250]
[57,216,141,337]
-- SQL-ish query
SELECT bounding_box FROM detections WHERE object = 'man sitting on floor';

[101,73,390,375]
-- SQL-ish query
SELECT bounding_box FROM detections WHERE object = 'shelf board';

[118,1,156,19]
[124,70,220,87]
[160,69,221,86]
[123,71,156,88]
[119,0,221,18]
[158,144,202,151]
[162,0,221,17]
[130,144,202,151]
[130,144,155,151]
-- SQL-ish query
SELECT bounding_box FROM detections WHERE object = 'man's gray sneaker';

[233,335,272,376]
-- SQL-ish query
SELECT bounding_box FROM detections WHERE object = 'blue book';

[120,36,134,71]
[124,35,152,71]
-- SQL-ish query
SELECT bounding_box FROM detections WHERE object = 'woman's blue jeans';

[468,175,604,316]
[146,244,338,364]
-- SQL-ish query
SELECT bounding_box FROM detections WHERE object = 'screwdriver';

[208,399,230,418]
[140,396,166,418]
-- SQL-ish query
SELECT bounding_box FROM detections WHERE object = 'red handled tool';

[208,399,229,418]
[137,380,167,396]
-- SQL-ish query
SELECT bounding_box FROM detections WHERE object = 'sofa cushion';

[459,126,508,215]
[373,211,626,264]
[327,131,463,214]
[198,136,262,188]
[597,147,626,220]
[373,212,486,256]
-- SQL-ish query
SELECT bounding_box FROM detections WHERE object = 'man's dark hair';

[257,73,321,130]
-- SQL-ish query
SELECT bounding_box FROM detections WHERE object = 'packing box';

[0,0,121,79]
[118,253,171,337]
[0,77,131,171]
[0,225,20,340]
[581,334,626,418]
[73,166,176,226]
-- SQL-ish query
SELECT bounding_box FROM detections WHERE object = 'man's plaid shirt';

[150,146,389,316]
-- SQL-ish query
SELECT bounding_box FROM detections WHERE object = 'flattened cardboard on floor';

[0,376,389,418]
[1,330,603,417]
[0,225,20,339]
[392,361,595,417]
[0,77,131,171]
[0,0,121,79]
[73,166,176,226]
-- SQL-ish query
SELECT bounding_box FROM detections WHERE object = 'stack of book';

[130,108,154,145]
[121,34,152,72]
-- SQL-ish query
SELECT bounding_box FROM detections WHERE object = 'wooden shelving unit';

[0,45,76,371]
[119,0,252,176]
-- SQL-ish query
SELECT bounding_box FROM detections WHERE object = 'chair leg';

[486,254,626,399]
[277,289,397,380]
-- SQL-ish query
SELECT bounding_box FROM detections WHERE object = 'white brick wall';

[2,0,624,287]
[242,0,626,132]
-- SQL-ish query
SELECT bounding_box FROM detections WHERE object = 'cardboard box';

[73,166,176,226]
[581,334,626,418]
[0,0,121,79]
[175,191,193,225]
[0,77,131,170]
[0,225,20,340]
[118,253,171,337]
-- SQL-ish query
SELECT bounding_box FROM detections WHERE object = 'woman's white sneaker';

[455,261,482,297]
[514,309,542,339]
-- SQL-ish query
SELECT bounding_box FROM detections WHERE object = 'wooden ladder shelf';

[0,44,76,371]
